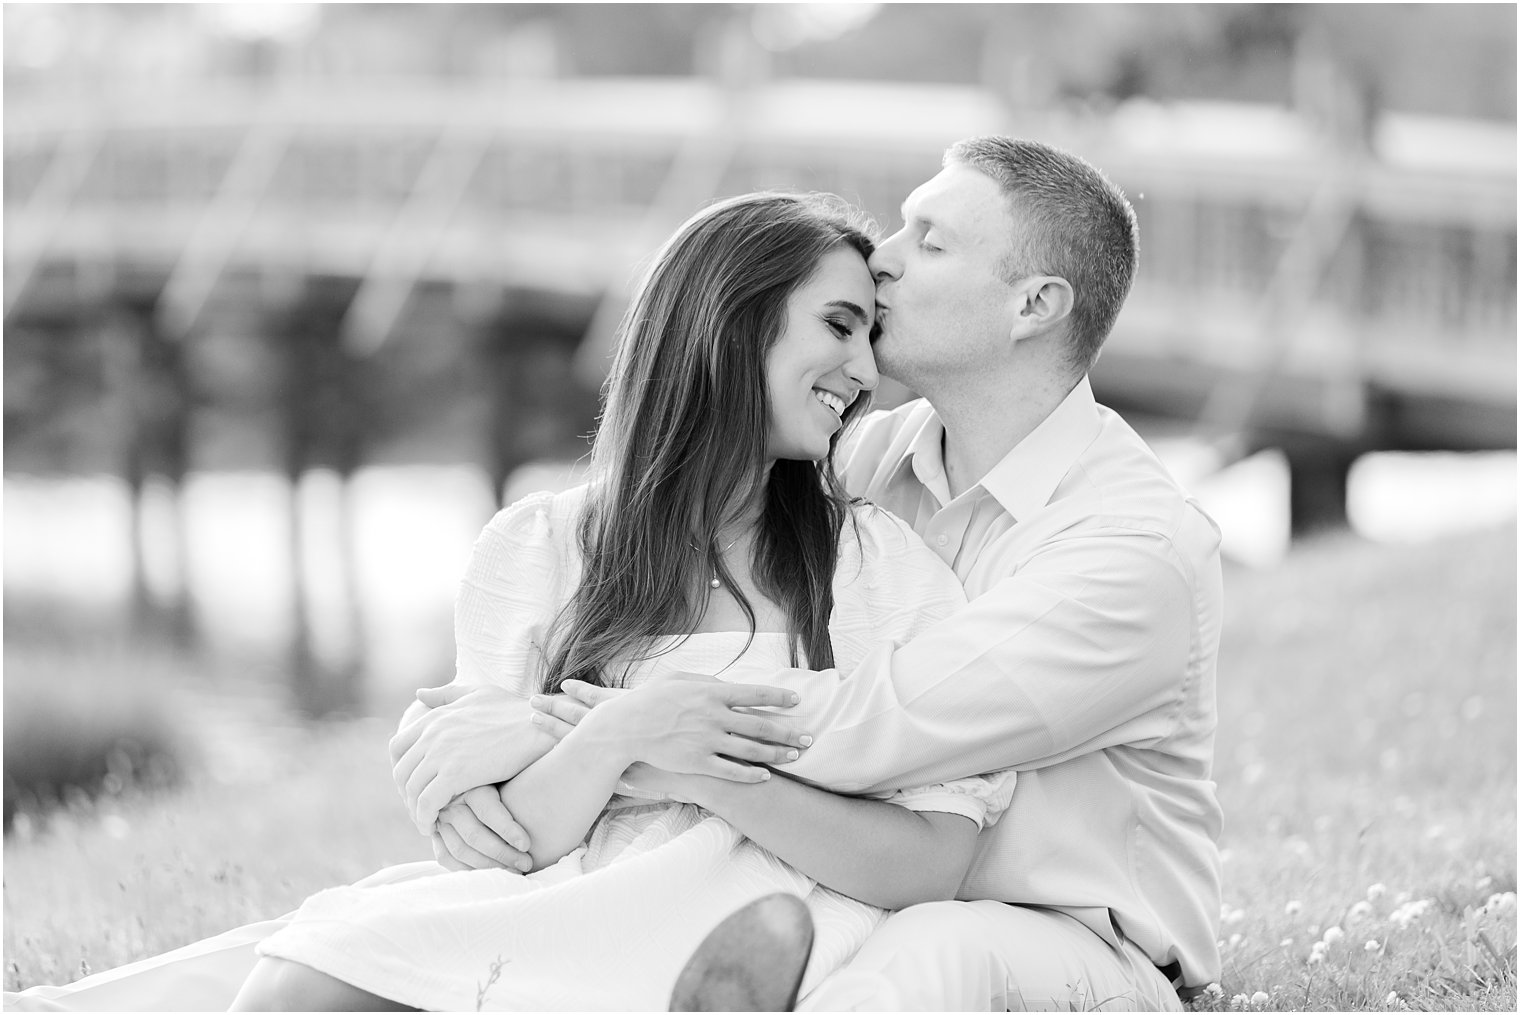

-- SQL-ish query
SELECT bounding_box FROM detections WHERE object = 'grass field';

[4,524,1515,1010]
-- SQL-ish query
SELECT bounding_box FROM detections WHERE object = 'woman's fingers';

[718,683,802,710]
[441,797,531,872]
[721,733,801,766]
[725,712,812,750]
[703,756,773,783]
[560,680,623,707]
[530,693,593,727]
[529,710,576,741]
[430,833,470,872]
[435,820,504,871]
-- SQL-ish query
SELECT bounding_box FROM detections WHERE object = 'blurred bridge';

[6,77,1516,532]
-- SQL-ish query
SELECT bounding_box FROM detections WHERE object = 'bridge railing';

[6,78,1515,390]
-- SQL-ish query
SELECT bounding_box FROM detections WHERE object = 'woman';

[8,193,1014,1013]
[231,192,1014,1011]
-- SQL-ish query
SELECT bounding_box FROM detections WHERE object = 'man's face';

[868,164,1020,389]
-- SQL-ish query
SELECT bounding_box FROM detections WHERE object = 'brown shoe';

[669,893,814,1012]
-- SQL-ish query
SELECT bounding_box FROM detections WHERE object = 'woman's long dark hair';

[539,192,877,692]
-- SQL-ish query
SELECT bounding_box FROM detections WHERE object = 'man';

[394,135,1223,1010]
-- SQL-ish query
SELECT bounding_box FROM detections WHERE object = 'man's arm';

[772,531,1198,793]
[667,769,982,909]
[529,697,998,908]
[562,532,1199,795]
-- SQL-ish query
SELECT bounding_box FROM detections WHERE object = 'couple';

[7,136,1223,1012]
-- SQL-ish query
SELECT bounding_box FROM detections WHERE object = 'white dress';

[258,487,1016,1012]
[4,487,1015,1013]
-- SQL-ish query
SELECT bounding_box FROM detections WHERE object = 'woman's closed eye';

[827,318,858,340]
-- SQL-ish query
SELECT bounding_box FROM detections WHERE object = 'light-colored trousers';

[5,864,1181,1012]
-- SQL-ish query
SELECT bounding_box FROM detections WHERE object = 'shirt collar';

[900,411,953,507]
[978,375,1103,521]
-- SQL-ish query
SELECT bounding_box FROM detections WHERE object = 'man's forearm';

[684,773,977,910]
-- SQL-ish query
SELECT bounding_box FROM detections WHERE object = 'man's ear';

[1008,276,1074,341]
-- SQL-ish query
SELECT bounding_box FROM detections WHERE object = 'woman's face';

[763,246,879,463]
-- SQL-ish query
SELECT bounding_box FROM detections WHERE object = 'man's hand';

[431,784,533,872]
[558,674,812,782]
[389,683,557,832]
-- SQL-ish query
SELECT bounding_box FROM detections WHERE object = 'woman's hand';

[552,674,812,783]
[431,784,533,873]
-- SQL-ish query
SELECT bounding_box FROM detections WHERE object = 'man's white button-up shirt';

[776,376,1226,989]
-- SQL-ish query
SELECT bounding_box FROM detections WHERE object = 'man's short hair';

[945,136,1138,373]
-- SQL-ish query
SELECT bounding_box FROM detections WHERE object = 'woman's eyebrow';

[824,300,870,324]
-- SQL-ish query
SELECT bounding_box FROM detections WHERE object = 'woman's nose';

[845,336,879,392]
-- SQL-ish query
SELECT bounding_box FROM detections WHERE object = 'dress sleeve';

[451,489,573,699]
[880,769,1017,830]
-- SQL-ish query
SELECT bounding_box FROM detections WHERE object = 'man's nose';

[867,232,903,282]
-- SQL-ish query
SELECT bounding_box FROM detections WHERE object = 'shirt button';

[936,534,949,547]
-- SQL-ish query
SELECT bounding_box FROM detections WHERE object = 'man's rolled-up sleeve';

[775,529,1194,794]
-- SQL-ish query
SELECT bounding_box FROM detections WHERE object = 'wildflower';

[1348,900,1372,922]
[1308,941,1327,964]
[1365,939,1381,952]
[1479,892,1517,916]
[1385,992,1399,1008]
[1231,993,1250,1009]
[1390,898,1432,929]
[1251,991,1269,1006]
[1284,900,1302,917]
[1366,882,1387,901]
[1203,982,1224,1000]
[1321,926,1344,945]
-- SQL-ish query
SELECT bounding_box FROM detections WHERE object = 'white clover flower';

[1385,992,1399,1008]
[1481,892,1517,914]
[1308,942,1327,965]
[1231,993,1250,1009]
[1321,926,1344,945]
[1366,882,1387,901]
[1390,898,1433,929]
[1204,982,1224,1000]
[1365,939,1381,952]
[1251,991,1269,1006]
[1284,900,1302,916]
[1348,900,1372,922]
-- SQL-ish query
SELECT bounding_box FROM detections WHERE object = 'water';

[4,448,1514,703]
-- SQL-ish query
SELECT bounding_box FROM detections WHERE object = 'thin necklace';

[697,535,743,590]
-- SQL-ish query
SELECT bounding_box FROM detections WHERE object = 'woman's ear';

[1008,276,1074,342]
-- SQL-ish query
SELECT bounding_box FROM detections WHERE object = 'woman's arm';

[494,716,631,871]
[627,765,981,910]
[499,677,811,871]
